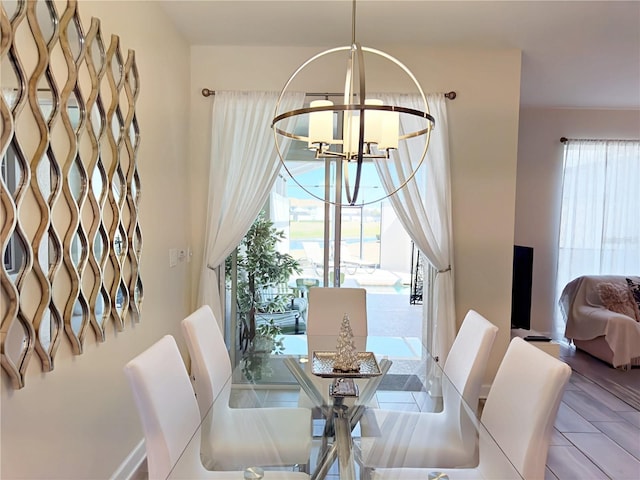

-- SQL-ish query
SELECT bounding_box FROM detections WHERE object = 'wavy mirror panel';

[1,0,142,388]
[123,50,141,322]
[1,1,35,389]
[25,0,61,371]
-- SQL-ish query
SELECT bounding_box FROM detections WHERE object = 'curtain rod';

[201,88,456,100]
[560,137,639,143]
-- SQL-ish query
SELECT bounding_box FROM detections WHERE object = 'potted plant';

[227,211,301,349]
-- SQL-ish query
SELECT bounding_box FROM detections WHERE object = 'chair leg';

[353,439,372,480]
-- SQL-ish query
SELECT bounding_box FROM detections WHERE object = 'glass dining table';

[166,334,522,480]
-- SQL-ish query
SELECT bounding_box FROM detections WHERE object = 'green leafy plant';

[227,211,301,346]
[253,319,285,354]
[261,294,292,314]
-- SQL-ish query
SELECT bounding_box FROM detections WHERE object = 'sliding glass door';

[226,96,422,379]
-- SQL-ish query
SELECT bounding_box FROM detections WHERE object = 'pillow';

[596,282,637,320]
[625,277,640,321]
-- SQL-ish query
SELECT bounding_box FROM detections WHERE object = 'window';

[286,162,384,282]
[556,139,640,302]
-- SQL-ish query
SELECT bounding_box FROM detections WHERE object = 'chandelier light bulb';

[308,99,334,149]
[379,110,400,151]
[363,99,384,146]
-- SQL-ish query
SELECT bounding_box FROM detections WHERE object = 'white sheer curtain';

[374,93,456,363]
[557,139,640,302]
[197,91,305,323]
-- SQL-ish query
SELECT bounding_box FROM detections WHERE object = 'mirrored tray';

[311,351,382,378]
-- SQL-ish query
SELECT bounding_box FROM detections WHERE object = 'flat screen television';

[511,245,534,330]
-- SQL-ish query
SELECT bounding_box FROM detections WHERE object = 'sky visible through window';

[285,161,386,206]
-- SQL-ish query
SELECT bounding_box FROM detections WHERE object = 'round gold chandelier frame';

[272,43,435,206]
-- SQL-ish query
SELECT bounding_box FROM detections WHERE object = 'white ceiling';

[159,0,640,109]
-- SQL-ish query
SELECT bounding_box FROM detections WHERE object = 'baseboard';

[111,439,145,480]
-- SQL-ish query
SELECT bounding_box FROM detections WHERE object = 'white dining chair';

[123,335,308,480]
[181,305,312,471]
[296,287,370,411]
[370,337,572,480]
[307,287,368,336]
[360,309,499,471]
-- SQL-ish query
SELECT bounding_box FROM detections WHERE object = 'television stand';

[511,328,560,358]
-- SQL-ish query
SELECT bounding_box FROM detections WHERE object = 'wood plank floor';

[545,346,640,480]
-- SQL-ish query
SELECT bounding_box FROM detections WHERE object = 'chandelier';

[272,0,435,206]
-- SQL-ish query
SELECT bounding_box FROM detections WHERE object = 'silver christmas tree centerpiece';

[333,313,360,373]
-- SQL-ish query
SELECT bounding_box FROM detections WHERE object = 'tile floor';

[253,364,640,480]
[228,357,640,479]
[545,350,640,480]
[135,293,640,479]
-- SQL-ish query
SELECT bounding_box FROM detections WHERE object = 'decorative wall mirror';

[1,0,142,389]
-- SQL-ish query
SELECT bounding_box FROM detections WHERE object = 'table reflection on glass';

[167,335,521,480]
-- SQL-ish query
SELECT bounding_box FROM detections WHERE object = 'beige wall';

[2,12,523,477]
[515,108,640,337]
[189,45,522,382]
[1,1,192,478]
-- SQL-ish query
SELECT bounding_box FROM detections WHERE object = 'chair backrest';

[123,335,202,480]
[443,309,499,406]
[441,309,498,458]
[181,305,231,417]
[307,287,367,336]
[480,337,571,479]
